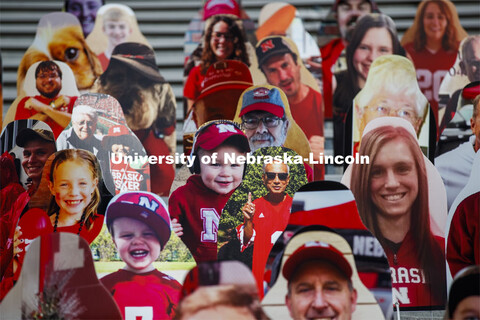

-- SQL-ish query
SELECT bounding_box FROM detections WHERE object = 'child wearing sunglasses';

[169,120,250,264]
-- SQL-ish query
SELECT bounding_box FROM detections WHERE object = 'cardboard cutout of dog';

[17,12,102,96]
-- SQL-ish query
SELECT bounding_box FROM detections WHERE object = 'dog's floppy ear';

[82,39,103,77]
[17,50,49,95]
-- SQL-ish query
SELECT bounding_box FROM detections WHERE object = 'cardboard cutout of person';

[445,148,480,287]
[183,60,253,154]
[438,36,480,133]
[177,260,268,319]
[183,14,254,116]
[233,84,312,164]
[332,13,405,158]
[217,146,308,294]
[16,12,102,96]
[0,233,122,319]
[86,4,149,71]
[401,0,468,129]
[91,43,176,196]
[12,149,105,283]
[262,182,392,319]
[0,120,56,302]
[351,55,435,160]
[184,0,257,66]
[5,61,79,138]
[317,0,380,119]
[252,37,324,179]
[56,93,151,196]
[262,229,385,320]
[343,117,448,308]
[64,0,104,37]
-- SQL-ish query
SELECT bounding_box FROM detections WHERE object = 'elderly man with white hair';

[56,104,103,155]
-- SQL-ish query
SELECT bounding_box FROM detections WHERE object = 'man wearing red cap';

[283,241,358,320]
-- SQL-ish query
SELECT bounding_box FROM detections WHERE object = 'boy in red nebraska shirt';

[101,191,181,319]
[169,120,250,263]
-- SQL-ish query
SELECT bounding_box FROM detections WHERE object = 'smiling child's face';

[199,145,245,195]
[113,217,161,273]
[49,160,98,219]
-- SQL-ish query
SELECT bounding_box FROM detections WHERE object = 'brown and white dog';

[17,12,102,96]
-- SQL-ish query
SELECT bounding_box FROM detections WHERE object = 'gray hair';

[72,105,98,122]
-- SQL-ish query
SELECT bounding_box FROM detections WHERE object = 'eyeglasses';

[265,172,288,181]
[365,105,417,121]
[212,32,234,41]
[242,116,284,129]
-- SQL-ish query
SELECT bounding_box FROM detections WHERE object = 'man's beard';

[38,87,61,99]
[249,124,288,152]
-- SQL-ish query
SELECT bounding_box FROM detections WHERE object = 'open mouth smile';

[130,250,149,259]
[381,193,406,201]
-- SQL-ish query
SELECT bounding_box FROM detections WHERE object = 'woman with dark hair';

[350,125,446,307]
[401,0,467,128]
[183,15,250,112]
[332,13,404,157]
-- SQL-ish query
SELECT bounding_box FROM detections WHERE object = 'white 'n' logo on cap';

[216,124,237,133]
[113,127,121,133]
[138,196,159,212]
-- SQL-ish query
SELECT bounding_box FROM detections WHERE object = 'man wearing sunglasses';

[240,162,293,293]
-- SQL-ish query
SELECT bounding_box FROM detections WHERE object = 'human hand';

[171,218,184,237]
[13,226,23,257]
[242,192,255,223]
[28,98,48,113]
[309,135,325,161]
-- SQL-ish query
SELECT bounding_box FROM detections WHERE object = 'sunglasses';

[265,172,288,181]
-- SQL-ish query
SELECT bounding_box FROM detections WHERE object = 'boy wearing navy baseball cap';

[101,191,181,319]
[169,120,250,264]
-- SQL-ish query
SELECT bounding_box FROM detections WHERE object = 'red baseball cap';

[239,86,286,118]
[203,0,241,20]
[106,191,171,249]
[192,120,250,153]
[282,241,352,280]
[195,60,253,103]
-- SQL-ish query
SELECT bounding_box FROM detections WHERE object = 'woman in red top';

[350,125,446,308]
[401,0,467,130]
[183,15,250,112]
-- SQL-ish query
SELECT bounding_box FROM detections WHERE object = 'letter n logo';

[261,40,274,53]
[138,196,159,212]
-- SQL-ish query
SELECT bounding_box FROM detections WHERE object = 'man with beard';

[56,105,103,156]
[239,86,313,180]
[92,42,176,196]
[240,86,290,152]
[15,61,76,137]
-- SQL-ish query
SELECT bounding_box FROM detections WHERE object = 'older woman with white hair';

[56,104,103,156]
[354,55,429,139]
